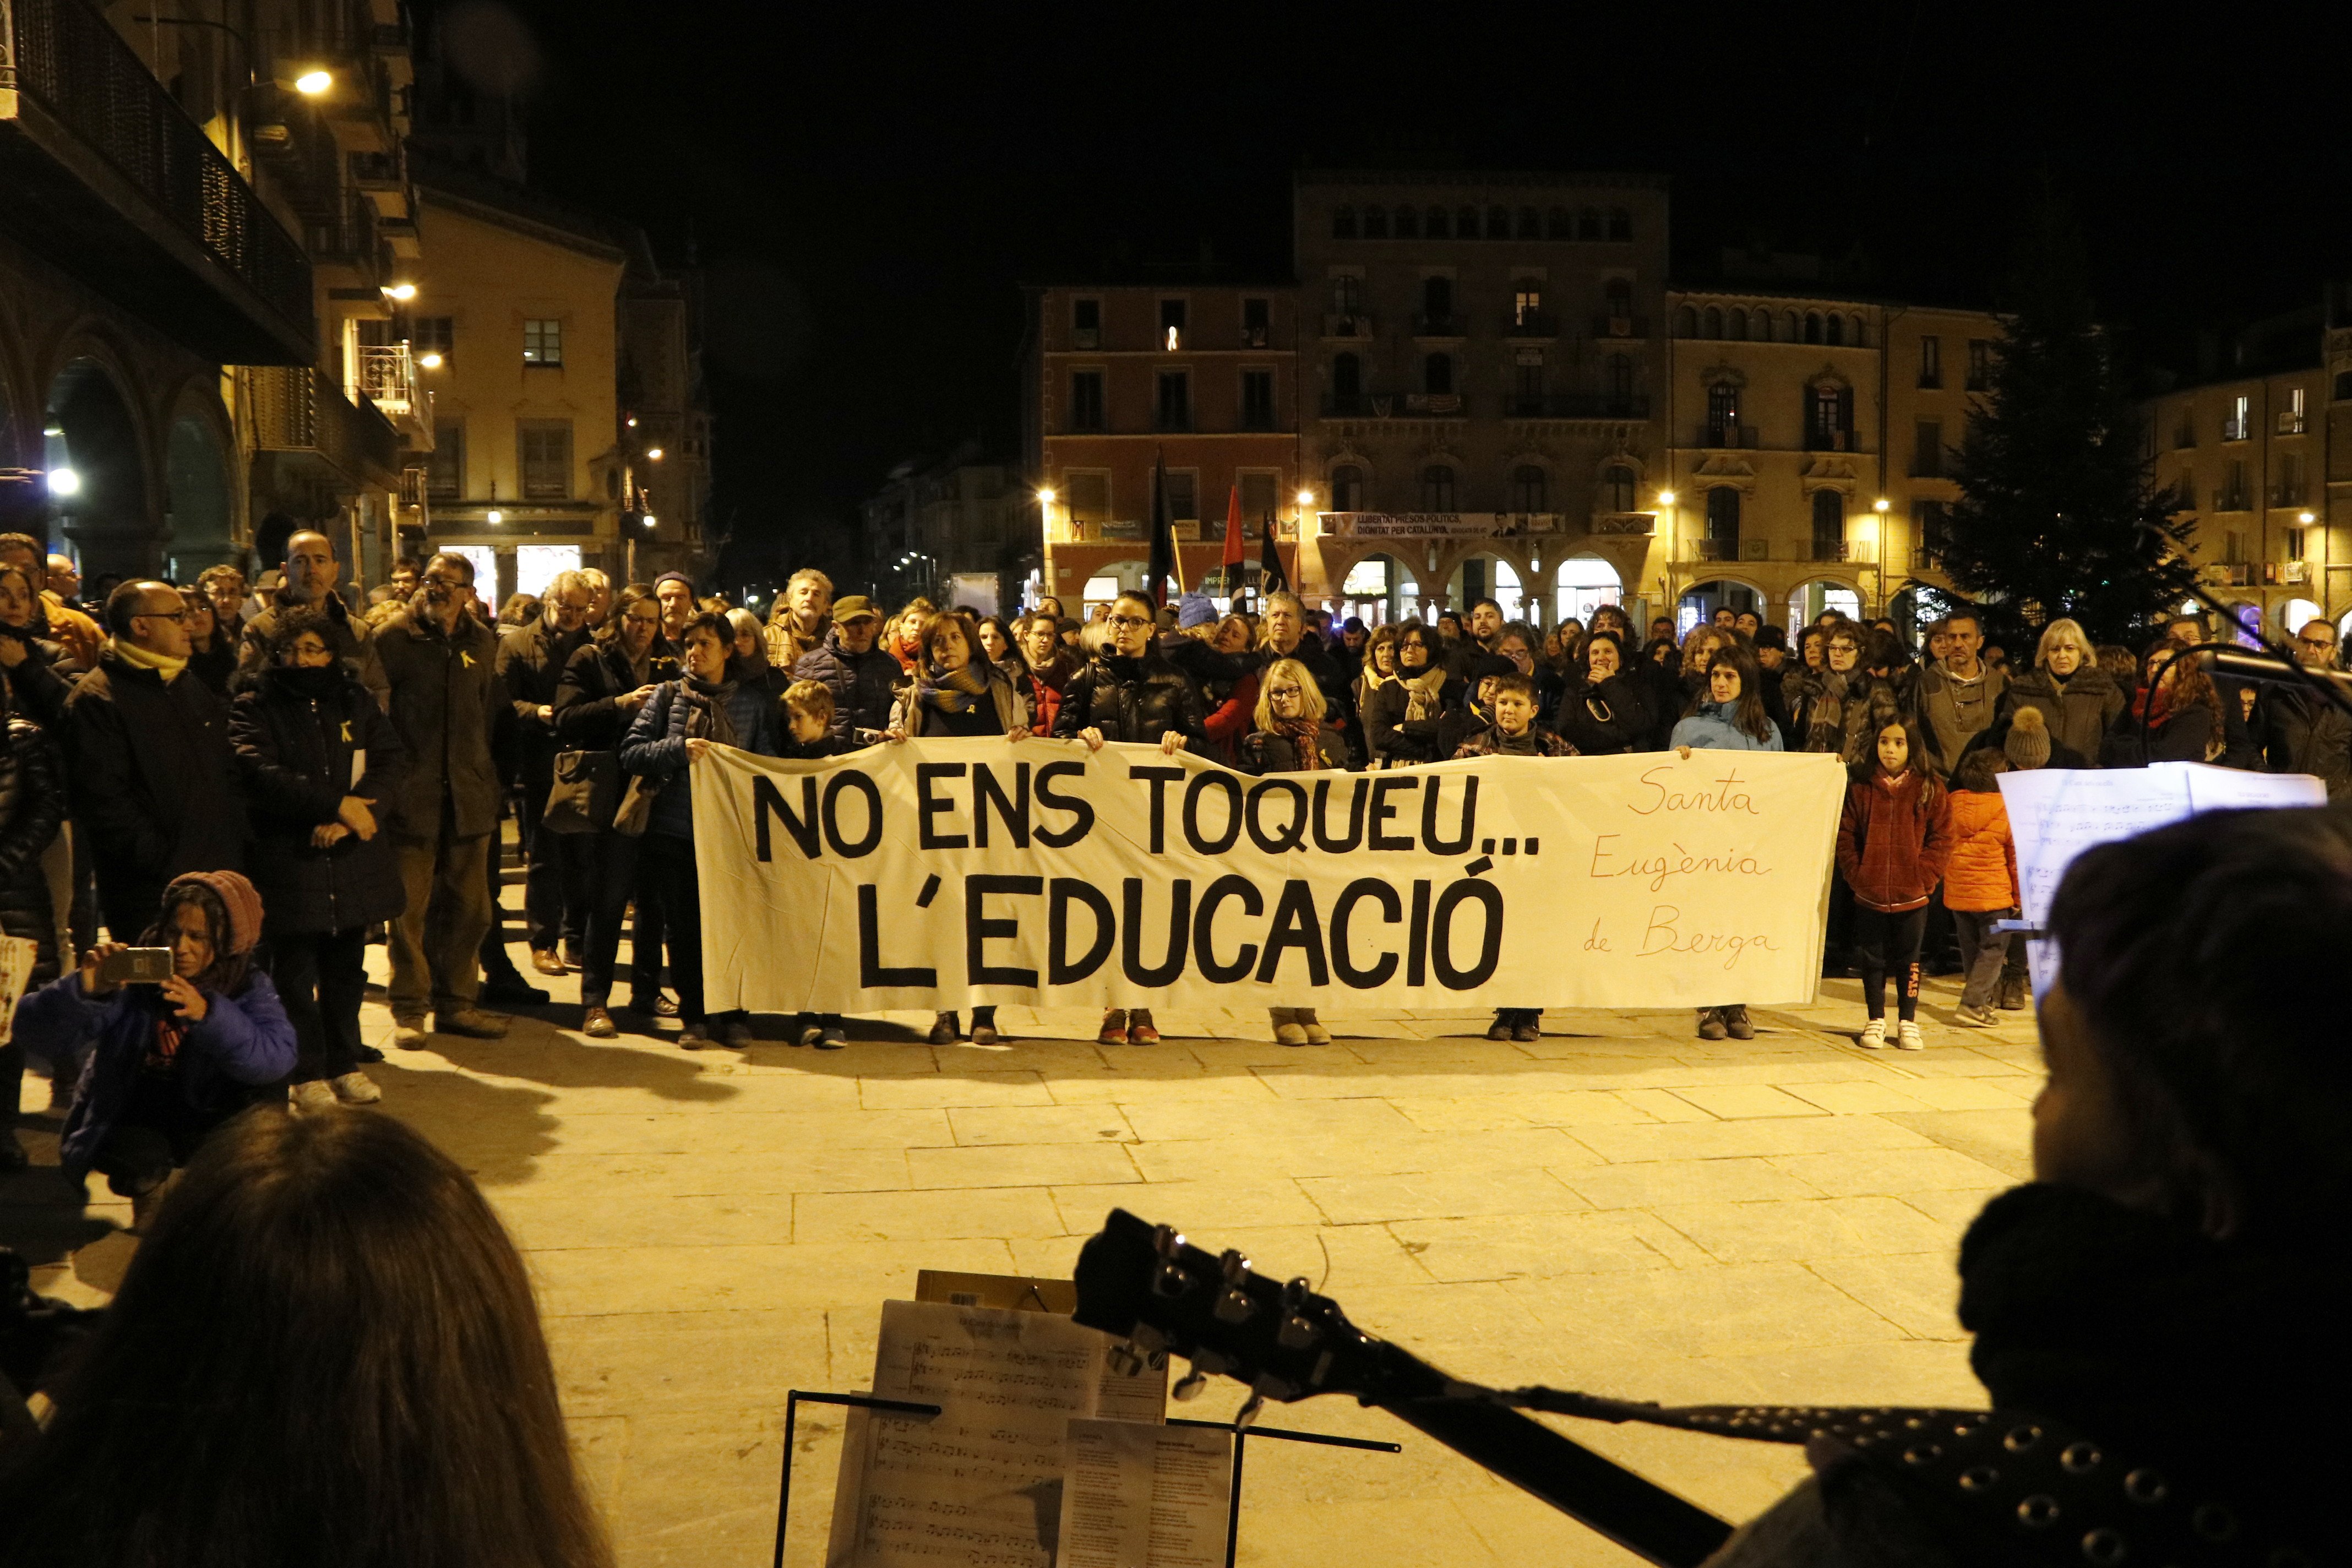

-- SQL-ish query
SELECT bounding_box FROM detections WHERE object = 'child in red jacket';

[1835,717,1952,1050]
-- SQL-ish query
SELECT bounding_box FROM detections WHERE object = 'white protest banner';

[693,739,1846,1013]
[1998,761,2325,993]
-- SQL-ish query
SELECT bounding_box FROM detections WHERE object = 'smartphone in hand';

[97,948,174,985]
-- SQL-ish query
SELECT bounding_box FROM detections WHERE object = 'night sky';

[470,0,2352,592]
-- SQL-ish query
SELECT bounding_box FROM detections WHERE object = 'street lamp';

[417,352,443,369]
[486,509,503,525]
[1872,497,1891,513]
[293,68,331,95]
[645,447,664,461]
[46,467,80,497]
[382,282,416,302]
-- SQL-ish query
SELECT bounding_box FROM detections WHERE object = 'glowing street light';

[641,514,657,529]
[2301,510,2318,525]
[1036,487,1055,504]
[46,467,80,497]
[1295,489,1315,508]
[417,351,443,369]
[293,69,332,95]
[486,509,503,525]
[645,447,665,461]
[382,282,416,301]
[1873,497,1891,513]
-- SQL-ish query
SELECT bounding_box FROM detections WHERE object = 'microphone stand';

[2136,581,2352,765]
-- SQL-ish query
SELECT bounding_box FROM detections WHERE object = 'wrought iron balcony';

[0,0,314,363]
[250,364,399,487]
[356,342,432,442]
[1509,393,1648,420]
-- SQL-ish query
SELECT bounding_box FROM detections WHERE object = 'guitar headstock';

[1074,1208,1434,1407]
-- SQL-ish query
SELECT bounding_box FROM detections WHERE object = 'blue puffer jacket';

[619,676,783,839]
[16,969,297,1181]
[1670,699,1787,753]
[791,629,902,745]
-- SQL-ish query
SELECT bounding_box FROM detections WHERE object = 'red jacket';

[1836,768,1953,912]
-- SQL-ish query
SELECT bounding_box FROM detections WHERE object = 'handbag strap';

[1505,1391,2304,1567]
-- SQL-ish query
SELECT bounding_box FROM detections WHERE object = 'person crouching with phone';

[12,870,295,1229]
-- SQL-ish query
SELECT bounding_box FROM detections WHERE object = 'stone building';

[862,443,1031,615]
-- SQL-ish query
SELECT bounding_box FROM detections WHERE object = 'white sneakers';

[292,1073,382,1113]
[1857,1019,1886,1049]
[1896,1021,1924,1052]
[330,1071,382,1103]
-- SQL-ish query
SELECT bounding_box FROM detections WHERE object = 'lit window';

[522,319,562,366]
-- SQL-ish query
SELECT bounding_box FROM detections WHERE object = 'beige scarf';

[1401,665,1449,722]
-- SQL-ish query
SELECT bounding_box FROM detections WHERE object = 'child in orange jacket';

[1943,742,2021,1027]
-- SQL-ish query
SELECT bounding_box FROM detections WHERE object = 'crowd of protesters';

[7,518,2350,1205]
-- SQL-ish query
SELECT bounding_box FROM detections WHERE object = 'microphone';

[2193,646,2352,696]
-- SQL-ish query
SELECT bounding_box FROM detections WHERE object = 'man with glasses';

[2261,619,2351,797]
[497,571,598,974]
[377,552,511,1047]
[236,530,388,707]
[63,581,248,937]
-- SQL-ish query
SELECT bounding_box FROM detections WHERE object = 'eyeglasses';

[135,606,187,622]
[2300,636,2337,651]
[1107,614,1151,630]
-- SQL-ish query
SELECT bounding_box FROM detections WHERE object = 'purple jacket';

[15,970,297,1181]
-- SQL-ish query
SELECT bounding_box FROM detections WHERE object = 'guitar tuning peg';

[1152,1225,1187,1259]
[1212,1284,1254,1325]
[1281,1276,1310,1310]
[1171,1366,1209,1401]
[1219,1248,1251,1284]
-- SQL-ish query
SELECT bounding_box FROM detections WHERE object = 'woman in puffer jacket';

[0,678,65,1172]
[1669,647,1783,1043]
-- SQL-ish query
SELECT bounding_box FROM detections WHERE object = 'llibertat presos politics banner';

[690,740,1848,1015]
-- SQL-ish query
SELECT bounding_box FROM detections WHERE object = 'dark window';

[413,315,454,364]
[1332,352,1362,403]
[1727,307,1747,341]
[1156,372,1190,431]
[1577,207,1600,239]
[1242,296,1270,346]
[522,319,562,366]
[1164,471,1198,520]
[1423,353,1453,395]
[1809,384,1852,448]
[1363,205,1389,238]
[1706,382,1740,442]
[1804,312,1823,345]
[519,420,571,499]
[1914,499,1951,563]
[1607,208,1631,240]
[1332,206,1357,238]
[1422,465,1456,510]
[1069,371,1104,432]
[1547,205,1572,238]
[1605,278,1632,317]
[1066,472,1110,523]
[1158,298,1188,347]
[1394,205,1417,237]
[1825,314,1844,347]
[1072,298,1101,347]
[1511,464,1547,511]
[1517,205,1540,238]
[1240,472,1278,521]
[1457,205,1478,237]
[1514,350,1544,405]
[1330,275,1364,314]
[427,419,464,499]
[1240,369,1276,430]
[1486,205,1510,238]
[1425,205,1449,237]
[1602,464,1635,513]
[1674,304,1697,337]
[1914,419,1943,478]
[1331,464,1364,510]
[1703,306,1723,339]
[1706,486,1740,544]
[1607,354,1633,410]
[1969,339,1993,391]
[1918,335,1942,388]
[1421,275,1452,328]
[1811,489,1844,557]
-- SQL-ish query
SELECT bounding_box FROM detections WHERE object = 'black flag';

[1144,449,1175,607]
[1259,511,1288,595]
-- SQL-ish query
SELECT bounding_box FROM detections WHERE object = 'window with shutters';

[1967,339,1992,390]
[519,420,571,499]
[1421,465,1456,510]
[1239,472,1278,523]
[1511,465,1547,511]
[1705,486,1740,545]
[1240,369,1276,431]
[1918,335,1942,388]
[1706,382,1740,443]
[1156,372,1190,431]
[1602,464,1635,514]
[1811,489,1844,558]
[1331,464,1364,511]
[1068,371,1104,432]
[427,420,464,499]
[1066,471,1110,525]
[522,319,562,366]
[1164,471,1198,521]
[1913,420,1943,478]
[1809,384,1853,450]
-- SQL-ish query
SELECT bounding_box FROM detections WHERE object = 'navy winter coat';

[791,629,902,745]
[18,969,297,1181]
[228,663,409,935]
[619,677,783,839]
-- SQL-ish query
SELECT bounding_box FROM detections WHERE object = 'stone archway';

[163,399,238,578]
[1786,575,1866,635]
[1678,575,1768,635]
[45,357,154,576]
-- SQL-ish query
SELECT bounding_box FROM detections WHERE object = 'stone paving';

[3,925,2044,1568]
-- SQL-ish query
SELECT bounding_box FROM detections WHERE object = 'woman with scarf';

[1050,589,1206,1046]
[13,870,294,1229]
[229,608,406,1110]
[1015,611,1080,738]
[620,611,782,1049]
[890,611,1032,1047]
[557,585,680,1038]
[725,607,785,696]
[1353,624,1400,764]
[1365,622,1463,765]
[884,597,935,677]
[1195,613,1261,768]
[2101,636,2223,767]
[1552,628,1652,754]
[1713,806,2344,1566]
[1239,658,1346,1046]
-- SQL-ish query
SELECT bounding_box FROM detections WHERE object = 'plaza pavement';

[6,931,2043,1568]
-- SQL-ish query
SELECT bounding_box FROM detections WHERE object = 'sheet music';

[824,1301,1165,1568]
[1054,1419,1232,1568]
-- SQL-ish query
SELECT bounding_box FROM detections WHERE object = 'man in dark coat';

[791,595,899,745]
[2262,619,2352,797]
[235,529,388,706]
[63,581,247,938]
[375,552,508,1046]
[495,570,594,972]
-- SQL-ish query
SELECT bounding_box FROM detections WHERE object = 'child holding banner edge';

[1836,715,1954,1049]
[1671,647,1784,1040]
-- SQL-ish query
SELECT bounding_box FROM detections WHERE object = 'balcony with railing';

[0,0,314,363]
[1505,310,1559,337]
[250,364,399,487]
[1507,393,1649,420]
[1321,312,1373,339]
[1412,313,1463,338]
[356,342,432,442]
[1592,313,1649,339]
[1319,392,1467,418]
[1697,421,1762,449]
[2278,410,2308,435]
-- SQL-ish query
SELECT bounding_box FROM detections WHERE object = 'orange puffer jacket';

[1942,787,2019,912]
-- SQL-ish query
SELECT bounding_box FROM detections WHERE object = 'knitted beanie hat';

[167,869,264,957]
[2005,705,2052,771]
[1177,591,1218,630]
